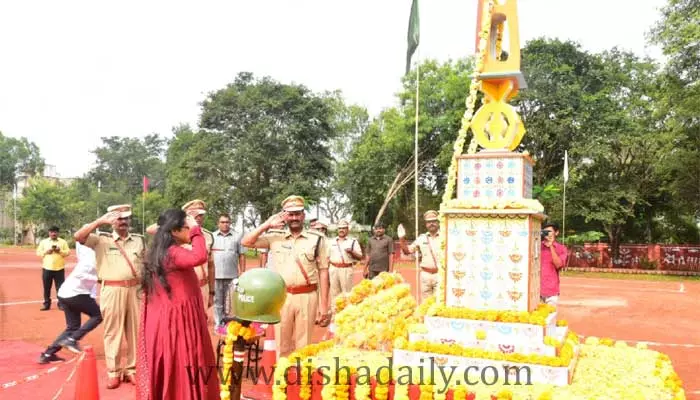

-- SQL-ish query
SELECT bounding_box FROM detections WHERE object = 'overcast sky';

[0,0,667,179]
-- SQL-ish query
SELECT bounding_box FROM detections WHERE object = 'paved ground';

[1,247,699,399]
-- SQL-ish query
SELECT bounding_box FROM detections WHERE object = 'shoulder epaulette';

[131,233,144,238]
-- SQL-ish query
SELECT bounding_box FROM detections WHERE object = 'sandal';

[319,315,331,328]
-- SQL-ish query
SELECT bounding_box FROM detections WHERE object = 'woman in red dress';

[136,209,219,399]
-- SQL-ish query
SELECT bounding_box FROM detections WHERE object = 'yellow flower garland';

[453,386,468,400]
[419,384,434,400]
[219,321,258,400]
[334,272,405,313]
[396,331,580,368]
[427,303,556,326]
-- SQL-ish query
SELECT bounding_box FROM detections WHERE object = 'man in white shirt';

[38,243,103,364]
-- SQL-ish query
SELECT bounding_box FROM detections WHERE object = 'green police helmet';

[231,268,287,324]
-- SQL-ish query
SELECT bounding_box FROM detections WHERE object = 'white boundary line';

[565,283,683,294]
[0,297,100,307]
[578,335,700,348]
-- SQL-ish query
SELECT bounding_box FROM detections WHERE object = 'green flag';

[406,0,420,75]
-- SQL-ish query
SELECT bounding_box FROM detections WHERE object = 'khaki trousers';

[420,270,438,302]
[329,266,354,312]
[100,285,139,379]
[275,291,318,359]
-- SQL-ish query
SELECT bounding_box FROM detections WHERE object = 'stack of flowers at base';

[271,340,685,399]
[333,272,418,351]
[218,321,257,400]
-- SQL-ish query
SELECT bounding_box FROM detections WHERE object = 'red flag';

[143,176,149,193]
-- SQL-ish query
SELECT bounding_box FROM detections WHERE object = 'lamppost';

[13,183,17,246]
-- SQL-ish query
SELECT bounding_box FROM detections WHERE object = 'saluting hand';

[99,211,120,225]
[185,215,198,229]
[397,224,406,239]
[264,212,286,229]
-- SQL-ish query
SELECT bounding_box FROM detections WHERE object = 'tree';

[516,38,607,187]
[0,131,44,189]
[198,72,342,222]
[648,0,700,220]
[164,124,231,220]
[565,49,668,257]
[88,134,167,201]
[17,177,70,234]
[339,58,475,229]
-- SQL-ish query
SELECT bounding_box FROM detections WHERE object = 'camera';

[540,230,550,241]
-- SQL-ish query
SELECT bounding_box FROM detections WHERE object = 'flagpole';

[562,150,568,241]
[13,184,18,246]
[142,192,145,236]
[414,48,420,301]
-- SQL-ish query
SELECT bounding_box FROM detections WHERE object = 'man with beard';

[398,210,442,302]
[328,219,362,312]
[74,204,145,389]
[241,195,330,357]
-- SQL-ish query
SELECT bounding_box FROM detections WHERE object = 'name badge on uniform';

[282,244,292,250]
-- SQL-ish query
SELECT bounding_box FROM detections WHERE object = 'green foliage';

[339,58,475,226]
[197,72,344,223]
[0,131,44,190]
[560,231,605,246]
[17,177,70,230]
[88,134,167,201]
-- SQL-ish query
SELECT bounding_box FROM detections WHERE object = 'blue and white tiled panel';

[410,333,557,357]
[445,216,537,312]
[423,316,556,345]
[393,349,577,386]
[457,156,534,201]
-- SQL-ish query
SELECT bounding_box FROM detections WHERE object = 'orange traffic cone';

[244,324,276,400]
[74,346,100,400]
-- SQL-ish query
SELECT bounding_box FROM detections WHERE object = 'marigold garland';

[396,331,580,368]
[334,272,405,313]
[426,303,556,326]
[219,321,258,400]
[419,384,434,400]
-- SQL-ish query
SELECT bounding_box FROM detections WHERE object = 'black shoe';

[38,353,65,364]
[40,306,50,311]
[59,338,81,354]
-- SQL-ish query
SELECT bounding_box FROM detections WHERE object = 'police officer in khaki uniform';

[241,195,330,358]
[398,210,442,302]
[328,219,362,312]
[181,200,215,313]
[74,204,145,389]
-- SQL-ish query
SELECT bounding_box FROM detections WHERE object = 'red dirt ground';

[1,247,699,399]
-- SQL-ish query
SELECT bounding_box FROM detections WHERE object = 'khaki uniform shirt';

[409,232,442,269]
[253,229,329,287]
[84,232,145,281]
[189,229,213,282]
[329,236,362,266]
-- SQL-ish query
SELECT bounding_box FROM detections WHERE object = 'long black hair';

[141,209,187,298]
